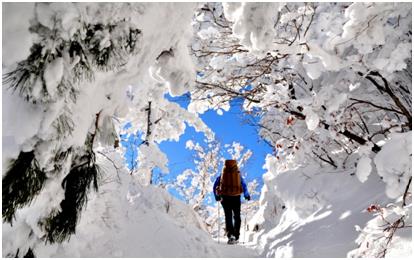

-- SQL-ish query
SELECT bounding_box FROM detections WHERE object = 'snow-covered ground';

[2,148,257,257]
[245,160,412,258]
[247,167,386,257]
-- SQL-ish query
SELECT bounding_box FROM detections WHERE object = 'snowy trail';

[22,164,261,258]
[213,237,259,258]
[210,225,261,258]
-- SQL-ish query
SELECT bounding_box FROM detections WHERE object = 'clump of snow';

[349,82,361,92]
[356,156,372,183]
[197,26,220,40]
[209,55,227,70]
[151,40,196,97]
[303,106,319,131]
[302,55,325,80]
[326,93,347,113]
[372,42,412,73]
[185,140,195,149]
[188,93,230,116]
[331,3,388,54]
[187,98,211,114]
[374,132,412,199]
[222,2,279,54]
[135,143,169,185]
[307,42,345,71]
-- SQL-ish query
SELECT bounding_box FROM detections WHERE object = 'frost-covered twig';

[402,177,412,207]
[97,151,123,174]
[143,101,152,146]
[312,150,337,168]
[348,98,406,116]
[359,71,412,129]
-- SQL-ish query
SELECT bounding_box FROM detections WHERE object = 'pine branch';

[53,110,75,138]
[69,40,95,83]
[2,151,47,223]
[3,44,46,102]
[43,113,102,243]
[43,155,100,243]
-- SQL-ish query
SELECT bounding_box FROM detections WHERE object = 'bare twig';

[402,176,412,207]
[348,98,405,116]
[312,150,337,168]
[359,71,412,129]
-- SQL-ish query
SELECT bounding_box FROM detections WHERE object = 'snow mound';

[374,132,412,199]
[246,160,400,257]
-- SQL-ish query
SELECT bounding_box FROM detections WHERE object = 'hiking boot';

[227,235,237,245]
[234,237,239,244]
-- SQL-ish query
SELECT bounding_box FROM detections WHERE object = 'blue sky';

[121,94,272,203]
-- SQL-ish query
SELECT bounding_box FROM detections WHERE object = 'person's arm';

[213,176,221,201]
[241,177,251,200]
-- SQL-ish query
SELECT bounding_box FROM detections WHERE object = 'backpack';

[217,160,243,196]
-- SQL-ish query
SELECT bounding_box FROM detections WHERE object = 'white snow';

[197,26,220,40]
[223,2,279,54]
[326,93,347,113]
[373,42,412,73]
[356,156,372,183]
[2,2,412,258]
[374,132,412,199]
[246,157,394,257]
[135,142,169,185]
[307,42,346,71]
[303,106,319,131]
[1,3,34,67]
[349,82,361,92]
[12,150,257,257]
[1,2,217,256]
[2,88,43,169]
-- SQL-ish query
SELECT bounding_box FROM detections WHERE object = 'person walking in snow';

[213,159,250,245]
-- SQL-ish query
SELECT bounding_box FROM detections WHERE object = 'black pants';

[220,195,241,239]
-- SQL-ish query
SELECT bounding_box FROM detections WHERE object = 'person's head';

[223,159,239,174]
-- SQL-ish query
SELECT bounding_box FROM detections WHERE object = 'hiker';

[213,159,250,244]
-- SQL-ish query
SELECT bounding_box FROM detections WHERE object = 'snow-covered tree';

[191,2,411,169]
[3,2,143,245]
[171,139,255,234]
[173,139,220,211]
[189,2,411,256]
[2,2,212,256]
